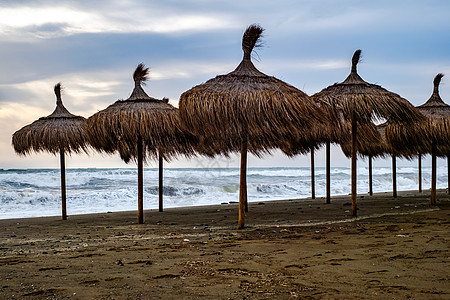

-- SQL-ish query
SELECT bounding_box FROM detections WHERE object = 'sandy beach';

[1,190,449,299]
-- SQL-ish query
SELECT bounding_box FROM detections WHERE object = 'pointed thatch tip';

[242,24,264,60]
[434,73,444,90]
[351,49,362,73]
[54,83,62,103]
[133,63,149,86]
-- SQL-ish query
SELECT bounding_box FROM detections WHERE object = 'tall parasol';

[387,73,450,203]
[280,105,346,203]
[180,24,325,229]
[342,122,412,198]
[85,64,194,223]
[312,50,423,216]
[12,83,87,220]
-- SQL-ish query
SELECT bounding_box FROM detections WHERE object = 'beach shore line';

[1,189,449,299]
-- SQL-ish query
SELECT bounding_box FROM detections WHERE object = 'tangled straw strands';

[179,24,325,156]
[311,50,423,124]
[386,73,450,157]
[12,83,87,155]
[339,122,388,159]
[85,64,195,163]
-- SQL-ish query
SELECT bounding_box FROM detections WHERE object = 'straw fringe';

[312,50,423,124]
[85,64,196,163]
[180,25,326,156]
[12,83,87,155]
[386,73,450,157]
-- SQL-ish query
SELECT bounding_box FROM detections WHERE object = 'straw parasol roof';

[12,83,87,220]
[12,83,87,155]
[311,49,423,216]
[86,64,194,162]
[387,74,450,156]
[341,122,407,198]
[386,73,450,203]
[85,64,195,223]
[340,122,388,159]
[312,50,422,123]
[179,24,325,228]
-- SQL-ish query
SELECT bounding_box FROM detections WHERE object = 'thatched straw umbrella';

[12,83,87,220]
[340,122,388,196]
[179,24,324,229]
[387,73,450,204]
[85,64,194,223]
[312,50,423,216]
[281,103,346,203]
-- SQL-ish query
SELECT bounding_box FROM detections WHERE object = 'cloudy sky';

[1,0,449,170]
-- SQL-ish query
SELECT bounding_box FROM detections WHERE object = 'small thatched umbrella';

[345,121,424,199]
[340,122,387,196]
[312,50,423,216]
[85,64,194,223]
[387,73,450,203]
[280,103,346,203]
[12,83,87,220]
[180,24,324,229]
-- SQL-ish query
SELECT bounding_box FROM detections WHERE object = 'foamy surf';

[0,167,447,219]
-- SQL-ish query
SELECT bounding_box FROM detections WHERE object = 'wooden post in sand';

[368,155,373,196]
[351,113,357,216]
[392,154,397,198]
[238,135,248,229]
[311,148,315,199]
[60,148,67,220]
[431,140,437,205]
[447,156,449,195]
[159,154,163,212]
[326,141,331,204]
[418,154,422,193]
[137,137,144,224]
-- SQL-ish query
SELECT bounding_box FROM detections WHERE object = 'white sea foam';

[0,166,447,219]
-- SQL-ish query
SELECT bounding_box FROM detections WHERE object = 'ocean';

[0,167,448,219]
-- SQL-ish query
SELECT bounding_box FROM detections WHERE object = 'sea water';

[0,167,447,219]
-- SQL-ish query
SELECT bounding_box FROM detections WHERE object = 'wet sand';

[1,189,449,299]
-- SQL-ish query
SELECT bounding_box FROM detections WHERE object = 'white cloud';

[0,5,239,40]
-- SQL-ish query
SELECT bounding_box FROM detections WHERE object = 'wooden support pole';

[137,137,144,224]
[311,148,315,199]
[368,155,373,196]
[431,140,437,205]
[326,141,331,204]
[60,148,67,220]
[392,154,397,198]
[159,154,163,212]
[447,156,449,195]
[351,114,357,216]
[418,154,422,193]
[238,135,248,229]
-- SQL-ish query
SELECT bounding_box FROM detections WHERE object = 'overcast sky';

[1,0,449,169]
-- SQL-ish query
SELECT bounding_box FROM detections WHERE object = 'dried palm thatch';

[312,50,423,123]
[386,73,450,203]
[311,50,423,216]
[86,64,194,162]
[281,103,349,204]
[342,122,406,198]
[387,74,450,155]
[179,24,325,229]
[12,83,87,220]
[12,83,87,155]
[85,64,195,223]
[340,122,388,159]
[180,25,324,154]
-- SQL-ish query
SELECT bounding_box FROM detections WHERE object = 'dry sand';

[1,190,449,299]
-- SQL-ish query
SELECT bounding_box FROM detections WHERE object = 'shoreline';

[0,187,447,222]
[1,190,449,299]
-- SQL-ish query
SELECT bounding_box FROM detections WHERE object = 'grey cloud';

[26,22,70,38]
